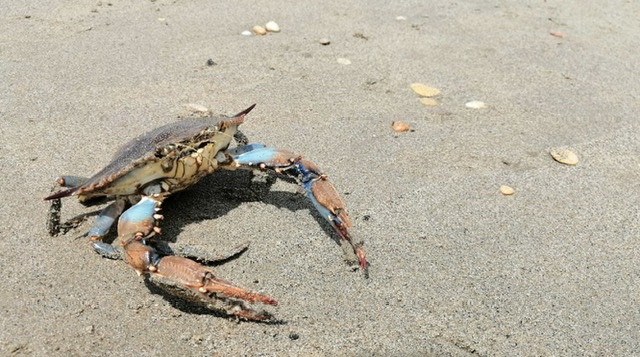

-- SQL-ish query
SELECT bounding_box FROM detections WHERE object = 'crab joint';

[122,240,161,275]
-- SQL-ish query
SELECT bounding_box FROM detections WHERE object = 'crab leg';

[227,144,367,270]
[116,196,277,320]
[47,176,106,236]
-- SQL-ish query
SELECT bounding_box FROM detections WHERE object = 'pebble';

[319,38,331,45]
[337,58,351,65]
[465,100,487,109]
[499,185,515,195]
[549,147,579,165]
[252,25,267,35]
[241,30,252,36]
[391,121,412,132]
[289,332,300,340]
[410,83,440,97]
[265,21,280,33]
[419,97,438,106]
[396,16,407,20]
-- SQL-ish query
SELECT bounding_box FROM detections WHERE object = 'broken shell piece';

[185,103,210,113]
[549,147,579,165]
[265,21,280,32]
[419,97,438,106]
[337,58,351,65]
[252,25,267,35]
[391,121,412,132]
[499,185,515,195]
[465,100,487,109]
[241,30,252,36]
[410,83,440,97]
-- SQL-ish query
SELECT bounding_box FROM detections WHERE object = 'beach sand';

[2,1,640,355]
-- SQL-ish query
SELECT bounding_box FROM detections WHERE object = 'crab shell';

[46,105,255,202]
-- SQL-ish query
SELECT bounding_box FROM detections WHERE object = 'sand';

[2,0,640,355]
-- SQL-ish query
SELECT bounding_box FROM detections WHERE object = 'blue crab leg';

[89,199,127,239]
[227,144,367,270]
[88,199,127,259]
[114,195,278,320]
[56,175,90,188]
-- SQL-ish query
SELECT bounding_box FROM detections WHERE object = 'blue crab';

[44,105,366,321]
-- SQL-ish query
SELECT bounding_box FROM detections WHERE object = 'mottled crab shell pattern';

[46,106,250,201]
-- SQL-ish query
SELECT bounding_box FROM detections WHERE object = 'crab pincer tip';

[357,249,367,270]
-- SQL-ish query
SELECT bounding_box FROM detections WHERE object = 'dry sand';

[2,1,640,355]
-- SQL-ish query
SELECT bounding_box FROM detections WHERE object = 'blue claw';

[120,197,156,223]
[228,144,367,269]
[118,197,159,240]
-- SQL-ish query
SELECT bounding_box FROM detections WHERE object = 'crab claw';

[228,145,367,271]
[124,240,277,320]
[115,196,276,320]
[307,175,367,270]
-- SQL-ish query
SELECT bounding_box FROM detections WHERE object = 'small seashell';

[185,103,210,113]
[252,25,267,35]
[549,147,579,165]
[465,100,487,109]
[391,121,411,132]
[265,21,280,33]
[319,38,331,45]
[411,83,440,97]
[419,97,438,106]
[499,185,515,195]
[241,30,252,36]
[337,58,351,65]
[396,16,407,21]
[550,31,564,38]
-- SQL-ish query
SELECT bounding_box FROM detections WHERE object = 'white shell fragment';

[252,25,267,35]
[185,103,210,114]
[319,38,331,45]
[241,30,252,36]
[465,100,487,109]
[410,83,440,97]
[265,21,280,33]
[337,58,351,65]
[499,185,515,195]
[549,147,579,165]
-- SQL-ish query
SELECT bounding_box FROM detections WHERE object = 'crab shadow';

[156,169,341,247]
[141,276,287,324]
[138,169,339,321]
